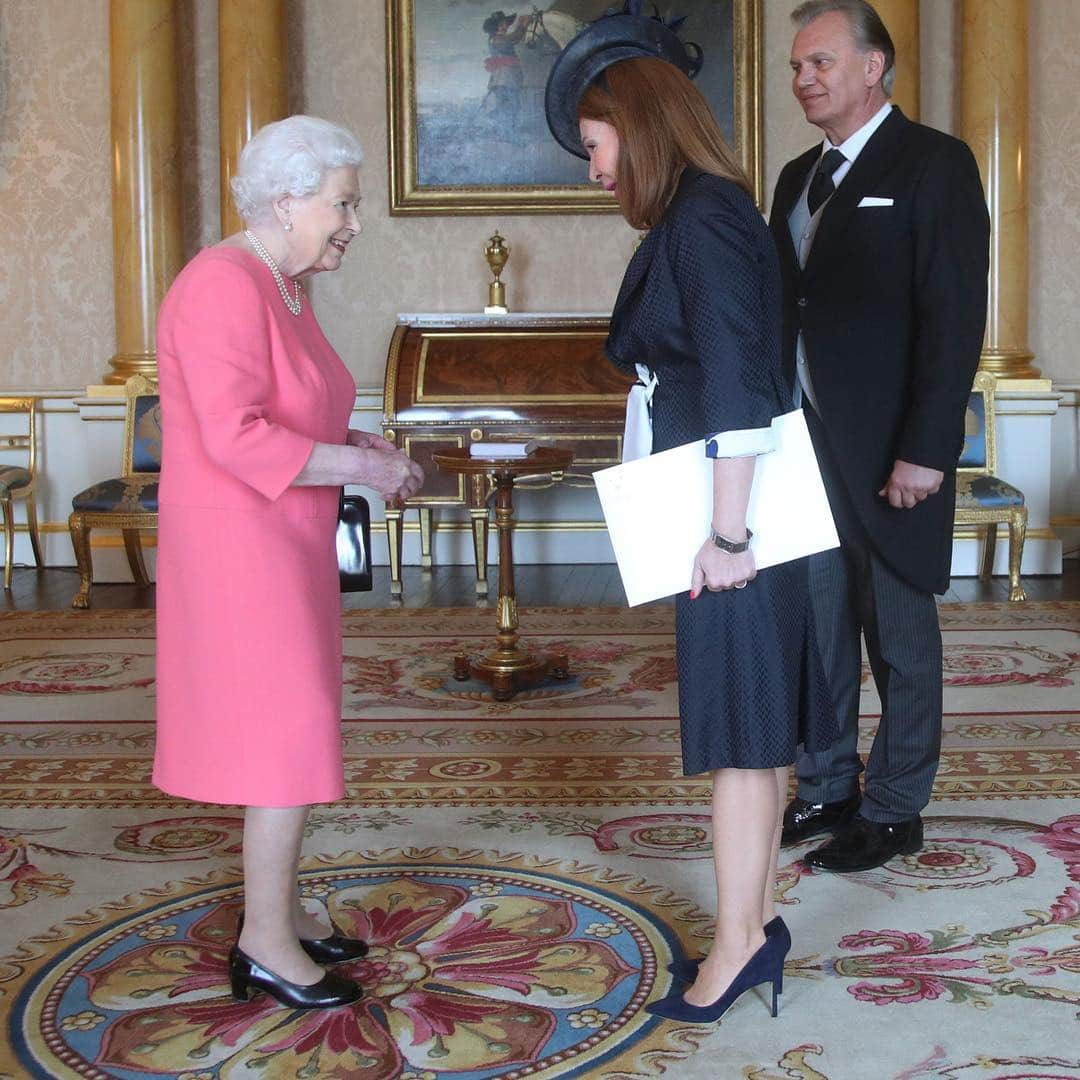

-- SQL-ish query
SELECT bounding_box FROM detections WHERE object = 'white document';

[594,408,839,607]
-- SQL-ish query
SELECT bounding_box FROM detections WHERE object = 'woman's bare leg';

[762,766,789,924]
[683,766,778,1006]
[237,805,325,985]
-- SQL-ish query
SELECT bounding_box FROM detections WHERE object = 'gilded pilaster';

[960,0,1041,382]
[218,0,289,237]
[107,0,184,384]
[874,0,919,121]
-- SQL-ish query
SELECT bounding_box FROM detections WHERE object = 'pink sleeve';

[166,258,315,501]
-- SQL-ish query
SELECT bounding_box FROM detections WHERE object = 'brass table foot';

[453,650,569,700]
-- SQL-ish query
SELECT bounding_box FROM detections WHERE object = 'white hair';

[230,115,364,225]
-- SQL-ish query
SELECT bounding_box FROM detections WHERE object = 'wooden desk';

[433,447,573,699]
[382,314,633,596]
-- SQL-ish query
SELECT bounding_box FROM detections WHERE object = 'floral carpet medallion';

[4,850,710,1080]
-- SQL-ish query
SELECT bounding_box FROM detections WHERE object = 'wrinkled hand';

[690,539,757,598]
[878,459,944,510]
[355,445,424,503]
[347,429,396,450]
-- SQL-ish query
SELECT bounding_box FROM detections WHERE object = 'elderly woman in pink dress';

[153,115,423,1010]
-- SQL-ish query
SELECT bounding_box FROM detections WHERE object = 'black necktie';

[807,148,846,215]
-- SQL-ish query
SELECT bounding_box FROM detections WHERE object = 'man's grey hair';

[230,115,364,225]
[792,0,896,97]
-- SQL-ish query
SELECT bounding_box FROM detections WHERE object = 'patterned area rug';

[1,603,1078,1079]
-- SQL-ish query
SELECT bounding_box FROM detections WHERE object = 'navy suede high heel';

[646,932,786,1024]
[667,916,790,984]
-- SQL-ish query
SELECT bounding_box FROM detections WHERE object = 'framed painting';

[386,0,763,215]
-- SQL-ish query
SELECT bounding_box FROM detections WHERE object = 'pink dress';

[153,247,356,806]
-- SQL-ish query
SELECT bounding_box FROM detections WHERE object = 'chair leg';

[979,522,996,582]
[418,507,433,569]
[122,528,151,588]
[1007,507,1027,602]
[1,496,12,591]
[385,508,404,597]
[25,496,44,567]
[68,512,94,609]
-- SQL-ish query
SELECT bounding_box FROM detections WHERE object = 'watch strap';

[708,527,753,554]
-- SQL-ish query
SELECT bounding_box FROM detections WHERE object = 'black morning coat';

[768,107,991,595]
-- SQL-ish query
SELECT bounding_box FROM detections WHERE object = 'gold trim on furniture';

[954,371,1028,601]
[0,396,43,589]
[69,375,159,609]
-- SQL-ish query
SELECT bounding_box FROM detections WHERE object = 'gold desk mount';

[483,230,510,314]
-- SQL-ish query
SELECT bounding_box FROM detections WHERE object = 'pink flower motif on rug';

[835,928,993,1006]
[942,643,1078,688]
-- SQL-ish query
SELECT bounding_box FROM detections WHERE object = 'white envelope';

[858,196,894,207]
[594,409,840,607]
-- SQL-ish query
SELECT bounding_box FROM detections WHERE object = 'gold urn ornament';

[483,230,510,314]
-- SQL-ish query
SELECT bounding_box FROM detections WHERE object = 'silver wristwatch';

[708,527,753,554]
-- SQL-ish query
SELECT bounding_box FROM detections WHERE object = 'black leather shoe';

[237,913,368,966]
[781,794,861,846]
[300,932,369,965]
[228,946,362,1009]
[803,814,923,873]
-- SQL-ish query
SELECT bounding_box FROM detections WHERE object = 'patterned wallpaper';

[1,0,1077,389]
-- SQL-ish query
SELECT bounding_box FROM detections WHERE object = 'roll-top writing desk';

[381,314,634,595]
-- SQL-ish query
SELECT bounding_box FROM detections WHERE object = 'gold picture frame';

[386,0,763,215]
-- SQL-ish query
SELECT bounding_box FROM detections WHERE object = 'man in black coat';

[768,0,989,872]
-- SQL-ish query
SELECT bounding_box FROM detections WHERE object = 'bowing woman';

[544,8,835,1025]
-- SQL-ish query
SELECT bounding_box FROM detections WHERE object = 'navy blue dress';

[606,168,835,774]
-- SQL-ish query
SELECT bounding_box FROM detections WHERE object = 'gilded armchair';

[0,397,44,589]
[955,371,1027,602]
[68,375,160,609]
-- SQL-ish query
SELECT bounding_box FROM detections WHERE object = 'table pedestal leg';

[453,471,568,699]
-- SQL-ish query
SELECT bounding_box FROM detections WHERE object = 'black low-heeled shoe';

[228,946,362,1009]
[300,932,369,965]
[667,915,790,982]
[236,913,369,965]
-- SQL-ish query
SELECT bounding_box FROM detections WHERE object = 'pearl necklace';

[244,230,303,316]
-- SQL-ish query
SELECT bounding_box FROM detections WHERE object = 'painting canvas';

[387,0,762,214]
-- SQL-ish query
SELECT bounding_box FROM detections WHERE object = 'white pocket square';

[858,196,894,207]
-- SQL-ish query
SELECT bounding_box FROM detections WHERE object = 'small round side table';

[431,447,573,700]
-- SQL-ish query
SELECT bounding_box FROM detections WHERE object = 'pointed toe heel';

[228,946,362,1010]
[667,916,791,984]
[648,933,786,1025]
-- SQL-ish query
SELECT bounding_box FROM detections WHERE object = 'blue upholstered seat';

[71,477,159,513]
[955,473,1025,510]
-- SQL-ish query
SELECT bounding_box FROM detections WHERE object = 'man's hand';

[878,459,944,509]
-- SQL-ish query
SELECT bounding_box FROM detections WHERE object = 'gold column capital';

[218,0,289,238]
[107,0,184,386]
[960,0,1040,381]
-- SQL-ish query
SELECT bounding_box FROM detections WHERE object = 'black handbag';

[337,492,373,592]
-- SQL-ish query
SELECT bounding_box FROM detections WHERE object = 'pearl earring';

[283,220,293,232]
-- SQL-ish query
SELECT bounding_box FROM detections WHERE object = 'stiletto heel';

[668,915,791,982]
[646,933,787,1024]
[227,946,362,1010]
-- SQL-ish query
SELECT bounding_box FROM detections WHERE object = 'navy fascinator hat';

[544,0,703,159]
